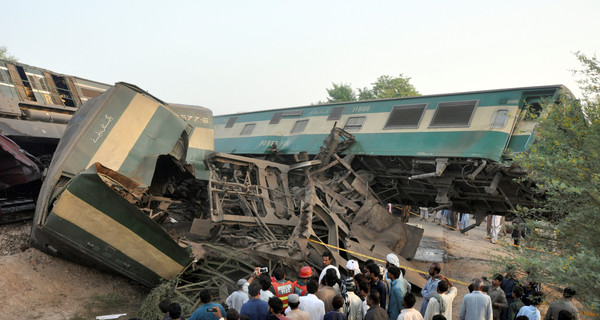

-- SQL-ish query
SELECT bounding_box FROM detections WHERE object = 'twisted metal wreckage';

[30,83,424,305]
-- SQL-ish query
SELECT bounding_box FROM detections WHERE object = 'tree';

[371,74,419,98]
[0,46,18,62]
[357,87,376,100]
[326,82,356,103]
[502,52,600,313]
[320,74,419,104]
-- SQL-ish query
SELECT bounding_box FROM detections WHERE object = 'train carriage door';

[496,106,519,152]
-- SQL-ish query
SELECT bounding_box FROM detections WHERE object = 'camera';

[207,308,217,312]
[259,267,269,273]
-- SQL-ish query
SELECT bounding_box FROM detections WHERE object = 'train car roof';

[215,84,571,117]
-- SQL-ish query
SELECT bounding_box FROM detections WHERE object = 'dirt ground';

[0,221,146,319]
[0,216,590,320]
[407,216,592,320]
[409,216,510,320]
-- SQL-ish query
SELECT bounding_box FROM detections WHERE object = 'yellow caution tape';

[306,237,470,286]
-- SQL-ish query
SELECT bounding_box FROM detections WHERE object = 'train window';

[328,107,345,120]
[270,110,303,124]
[225,116,238,128]
[343,116,365,132]
[38,77,50,92]
[240,123,256,135]
[384,104,427,129]
[290,119,309,133]
[429,100,478,128]
[490,109,509,128]
[0,68,9,84]
[28,75,46,91]
[51,75,75,107]
[270,112,283,124]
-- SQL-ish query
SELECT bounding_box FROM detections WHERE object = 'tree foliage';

[321,74,419,103]
[370,74,420,99]
[504,53,600,314]
[0,46,18,62]
[326,82,356,103]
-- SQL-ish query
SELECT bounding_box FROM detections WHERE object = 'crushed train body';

[30,83,424,295]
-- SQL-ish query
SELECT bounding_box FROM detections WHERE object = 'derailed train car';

[0,58,110,166]
[31,83,424,297]
[213,86,574,224]
[31,83,210,286]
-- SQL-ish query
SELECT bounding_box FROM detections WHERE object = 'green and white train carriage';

[31,83,214,287]
[214,85,572,217]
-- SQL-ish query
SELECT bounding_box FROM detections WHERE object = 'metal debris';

[30,83,424,307]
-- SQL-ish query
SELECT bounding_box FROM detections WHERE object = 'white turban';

[386,253,400,267]
[346,259,361,274]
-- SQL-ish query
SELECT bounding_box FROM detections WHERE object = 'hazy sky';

[3,0,599,115]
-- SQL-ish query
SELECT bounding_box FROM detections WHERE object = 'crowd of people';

[158,252,580,320]
[459,272,579,320]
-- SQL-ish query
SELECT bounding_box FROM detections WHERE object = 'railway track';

[0,198,35,225]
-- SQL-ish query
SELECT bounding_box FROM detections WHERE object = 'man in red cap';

[293,266,313,296]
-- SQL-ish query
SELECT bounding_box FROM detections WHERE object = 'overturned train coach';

[213,85,574,223]
[30,83,425,297]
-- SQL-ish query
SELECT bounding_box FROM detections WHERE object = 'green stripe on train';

[215,131,512,161]
[507,134,532,153]
[64,172,192,265]
[43,212,161,286]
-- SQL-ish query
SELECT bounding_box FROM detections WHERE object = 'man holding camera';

[189,289,227,320]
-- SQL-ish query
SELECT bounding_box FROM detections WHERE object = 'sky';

[2,0,599,115]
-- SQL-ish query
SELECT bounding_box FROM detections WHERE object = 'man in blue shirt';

[367,263,387,309]
[189,289,227,320]
[241,282,270,320]
[420,263,442,315]
[387,265,405,320]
